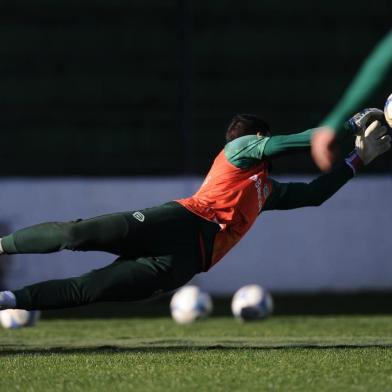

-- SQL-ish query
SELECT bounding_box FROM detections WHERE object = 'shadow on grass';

[2,342,392,356]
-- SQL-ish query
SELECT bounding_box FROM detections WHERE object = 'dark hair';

[225,114,270,143]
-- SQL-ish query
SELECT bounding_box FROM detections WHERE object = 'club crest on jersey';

[132,211,145,222]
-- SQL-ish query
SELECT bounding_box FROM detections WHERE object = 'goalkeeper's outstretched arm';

[261,109,381,158]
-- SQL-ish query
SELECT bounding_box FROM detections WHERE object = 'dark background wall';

[0,0,391,175]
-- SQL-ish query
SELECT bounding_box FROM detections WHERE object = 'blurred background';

[0,0,391,315]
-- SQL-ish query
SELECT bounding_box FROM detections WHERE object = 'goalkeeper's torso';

[177,145,272,269]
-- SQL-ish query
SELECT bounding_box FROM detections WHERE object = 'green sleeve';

[321,29,392,134]
[263,128,315,158]
[225,129,323,169]
[224,135,270,169]
[263,163,353,211]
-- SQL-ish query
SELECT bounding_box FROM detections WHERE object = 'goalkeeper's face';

[225,113,271,143]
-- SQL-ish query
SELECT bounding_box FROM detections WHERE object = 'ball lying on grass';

[170,285,213,324]
[0,309,41,329]
[231,284,273,321]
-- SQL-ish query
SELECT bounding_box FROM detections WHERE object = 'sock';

[0,291,17,309]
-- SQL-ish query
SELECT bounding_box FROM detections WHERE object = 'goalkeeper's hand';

[344,108,385,135]
[312,108,386,172]
[345,120,391,173]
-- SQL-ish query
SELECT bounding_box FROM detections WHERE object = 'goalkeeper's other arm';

[265,120,391,211]
[263,163,353,210]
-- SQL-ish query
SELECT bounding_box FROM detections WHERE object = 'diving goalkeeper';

[0,110,390,310]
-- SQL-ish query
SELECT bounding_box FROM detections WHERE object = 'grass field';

[2,316,392,391]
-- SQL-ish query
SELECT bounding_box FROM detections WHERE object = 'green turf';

[2,316,392,391]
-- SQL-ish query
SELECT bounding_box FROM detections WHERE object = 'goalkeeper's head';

[225,114,270,143]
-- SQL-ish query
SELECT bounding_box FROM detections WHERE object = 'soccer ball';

[0,309,41,329]
[231,284,273,321]
[170,285,213,324]
[384,93,392,128]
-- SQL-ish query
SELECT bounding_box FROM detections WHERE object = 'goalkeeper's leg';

[0,201,216,257]
[8,253,199,310]
[0,213,131,255]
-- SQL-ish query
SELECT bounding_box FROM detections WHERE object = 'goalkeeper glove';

[345,120,391,173]
[344,108,385,135]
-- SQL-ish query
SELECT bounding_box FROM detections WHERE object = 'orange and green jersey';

[177,128,354,270]
[178,146,272,266]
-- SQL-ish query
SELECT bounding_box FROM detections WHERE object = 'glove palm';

[355,120,391,165]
